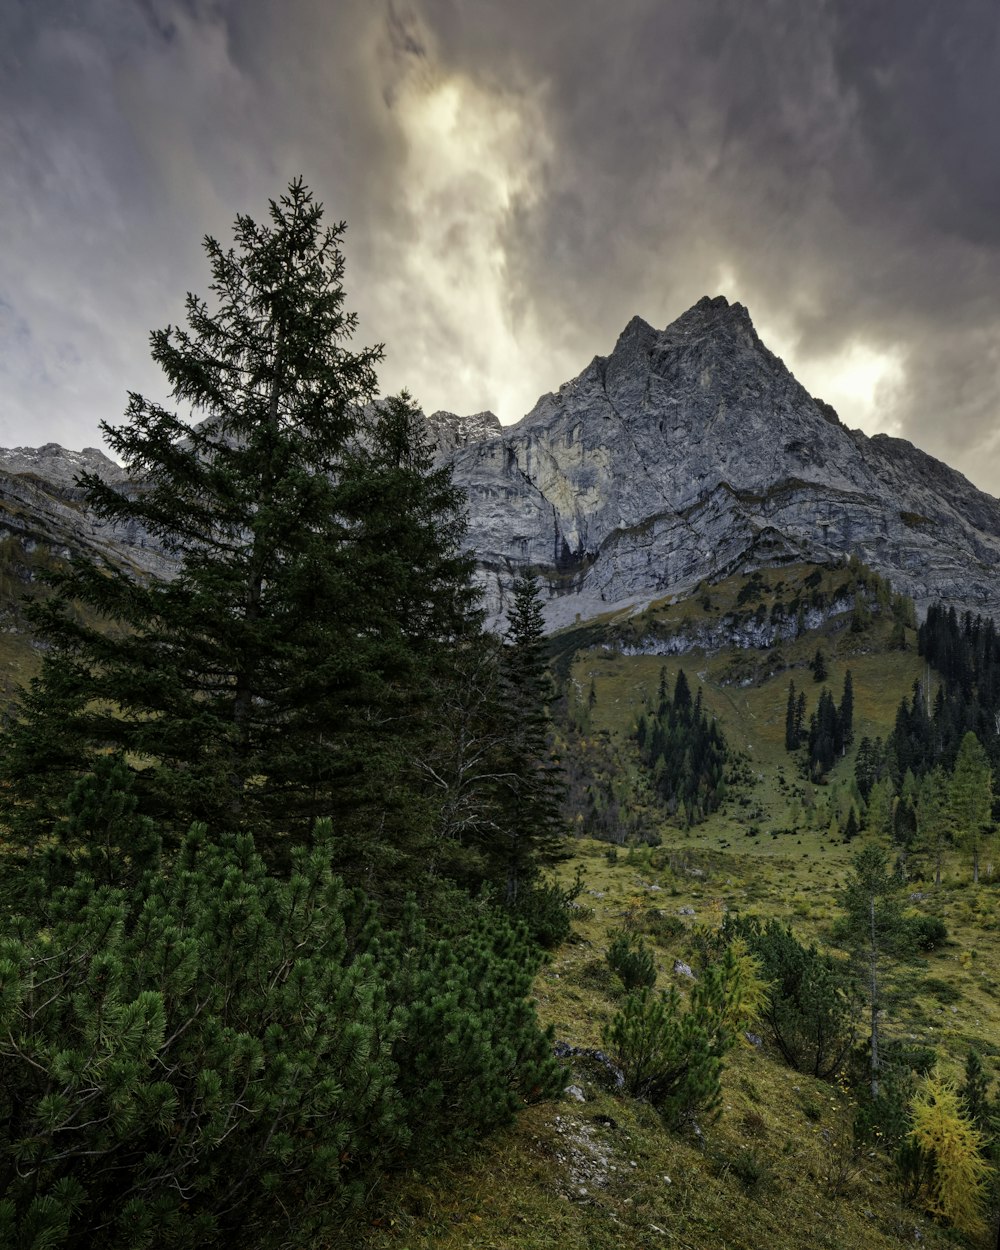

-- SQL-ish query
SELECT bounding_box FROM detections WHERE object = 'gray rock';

[429,296,1000,626]
[7,296,1000,630]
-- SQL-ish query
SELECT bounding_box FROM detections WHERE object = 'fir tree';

[494,574,566,902]
[785,680,799,751]
[916,767,951,886]
[839,669,854,754]
[950,731,994,884]
[0,181,479,877]
[810,648,828,683]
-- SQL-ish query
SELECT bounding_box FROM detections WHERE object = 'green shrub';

[0,817,562,1247]
[510,868,584,949]
[905,914,948,951]
[383,897,563,1160]
[640,910,686,945]
[603,943,765,1130]
[607,932,657,991]
[723,915,855,1079]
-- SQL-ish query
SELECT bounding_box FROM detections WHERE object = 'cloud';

[2,0,999,497]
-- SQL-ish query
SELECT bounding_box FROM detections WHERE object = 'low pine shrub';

[606,932,657,991]
[0,810,563,1247]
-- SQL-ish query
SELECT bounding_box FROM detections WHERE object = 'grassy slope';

[352,564,999,1250]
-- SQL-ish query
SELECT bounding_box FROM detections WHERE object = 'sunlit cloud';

[792,341,908,437]
[368,68,578,422]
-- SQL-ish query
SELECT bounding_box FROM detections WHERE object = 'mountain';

[4,296,1000,635]
[430,296,1000,627]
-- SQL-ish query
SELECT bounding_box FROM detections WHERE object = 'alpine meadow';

[2,179,1000,1250]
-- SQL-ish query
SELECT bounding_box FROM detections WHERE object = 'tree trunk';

[869,895,880,1099]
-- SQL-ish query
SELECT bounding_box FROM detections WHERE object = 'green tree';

[785,680,800,751]
[950,731,994,884]
[916,767,951,886]
[0,181,479,880]
[494,575,566,903]
[841,844,906,1097]
[810,648,828,683]
[839,669,854,754]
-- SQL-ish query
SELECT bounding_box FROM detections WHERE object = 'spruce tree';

[950,731,994,884]
[494,574,566,902]
[0,181,479,874]
[785,680,799,750]
[839,669,854,754]
[841,843,906,1097]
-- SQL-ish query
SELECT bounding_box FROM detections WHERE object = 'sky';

[2,0,1000,494]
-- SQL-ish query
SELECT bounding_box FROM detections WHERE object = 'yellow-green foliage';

[720,937,770,1035]
[907,1069,990,1236]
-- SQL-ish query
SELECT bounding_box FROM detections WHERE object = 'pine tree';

[810,648,828,683]
[0,181,479,875]
[785,680,799,751]
[839,669,854,754]
[916,767,951,886]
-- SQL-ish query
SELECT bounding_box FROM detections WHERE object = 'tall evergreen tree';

[841,844,906,1097]
[494,575,566,901]
[784,680,799,751]
[950,731,994,884]
[916,767,951,886]
[839,669,854,754]
[0,181,478,876]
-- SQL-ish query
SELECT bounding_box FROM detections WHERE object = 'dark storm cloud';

[2,1,999,494]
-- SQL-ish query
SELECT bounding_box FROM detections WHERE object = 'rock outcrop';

[4,296,1000,630]
[430,297,1000,626]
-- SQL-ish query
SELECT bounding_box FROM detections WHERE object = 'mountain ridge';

[429,295,1000,626]
[3,295,1000,631]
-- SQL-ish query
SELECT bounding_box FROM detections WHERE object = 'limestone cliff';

[430,296,1000,626]
[4,297,1000,631]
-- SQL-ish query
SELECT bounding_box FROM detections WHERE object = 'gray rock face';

[430,296,1000,626]
[4,296,1000,630]
[0,444,177,581]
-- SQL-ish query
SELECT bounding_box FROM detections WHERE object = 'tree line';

[634,667,728,825]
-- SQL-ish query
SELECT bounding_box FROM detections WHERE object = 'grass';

[348,564,999,1249]
[348,835,996,1249]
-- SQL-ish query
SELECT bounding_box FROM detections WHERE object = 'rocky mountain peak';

[4,298,1000,632]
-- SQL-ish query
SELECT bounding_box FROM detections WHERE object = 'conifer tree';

[917,767,951,886]
[784,680,799,750]
[841,843,905,1097]
[0,181,479,874]
[839,669,854,754]
[907,1069,990,1237]
[950,731,994,884]
[494,574,566,901]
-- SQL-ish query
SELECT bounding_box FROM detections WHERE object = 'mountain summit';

[4,297,1000,631]
[432,297,1000,625]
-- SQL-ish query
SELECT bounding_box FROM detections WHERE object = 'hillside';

[349,567,1000,1250]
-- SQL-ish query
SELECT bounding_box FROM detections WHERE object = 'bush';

[383,897,563,1160]
[0,817,563,1247]
[606,933,657,991]
[724,915,855,1079]
[510,868,584,949]
[603,942,767,1130]
[905,914,948,951]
